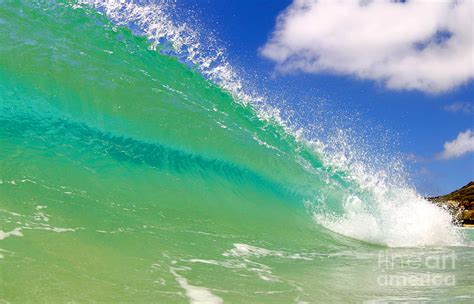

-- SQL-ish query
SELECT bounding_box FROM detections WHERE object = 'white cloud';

[261,0,474,94]
[443,102,474,114]
[437,129,474,160]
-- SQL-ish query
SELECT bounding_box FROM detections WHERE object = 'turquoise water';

[0,1,473,303]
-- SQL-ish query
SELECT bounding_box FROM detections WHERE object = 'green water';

[0,1,473,303]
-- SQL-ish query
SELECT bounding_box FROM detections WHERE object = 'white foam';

[34,205,49,222]
[223,243,314,260]
[0,248,9,259]
[23,224,81,234]
[312,131,465,247]
[186,259,244,269]
[186,255,278,283]
[0,228,23,240]
[170,267,223,304]
[223,243,280,258]
[38,227,77,233]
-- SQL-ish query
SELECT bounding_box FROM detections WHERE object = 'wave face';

[0,1,472,303]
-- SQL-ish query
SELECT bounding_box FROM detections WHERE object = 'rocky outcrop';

[426,182,474,226]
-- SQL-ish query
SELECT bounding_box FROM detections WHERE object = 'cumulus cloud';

[443,102,474,115]
[261,0,474,94]
[437,129,474,160]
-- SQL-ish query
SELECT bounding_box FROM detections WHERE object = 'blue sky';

[175,0,473,195]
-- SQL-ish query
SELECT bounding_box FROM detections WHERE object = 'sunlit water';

[0,2,472,303]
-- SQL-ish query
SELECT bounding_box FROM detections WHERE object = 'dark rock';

[426,182,474,226]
